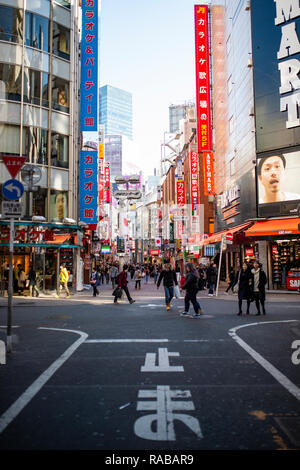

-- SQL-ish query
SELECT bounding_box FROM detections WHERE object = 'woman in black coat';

[234,262,252,315]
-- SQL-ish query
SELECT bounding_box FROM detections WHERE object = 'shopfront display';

[270,241,300,289]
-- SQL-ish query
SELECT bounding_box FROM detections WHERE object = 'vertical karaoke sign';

[80,0,98,224]
[194,4,212,153]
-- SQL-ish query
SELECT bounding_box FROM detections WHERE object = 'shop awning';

[46,234,71,244]
[200,222,254,246]
[244,218,300,237]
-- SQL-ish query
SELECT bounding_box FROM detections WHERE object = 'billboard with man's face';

[257,150,300,217]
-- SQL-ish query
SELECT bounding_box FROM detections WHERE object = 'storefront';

[244,218,300,290]
[0,221,84,294]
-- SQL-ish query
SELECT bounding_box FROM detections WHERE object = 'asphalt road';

[0,280,299,453]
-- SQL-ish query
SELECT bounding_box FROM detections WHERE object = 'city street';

[0,279,299,451]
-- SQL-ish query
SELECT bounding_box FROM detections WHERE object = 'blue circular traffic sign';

[2,179,24,200]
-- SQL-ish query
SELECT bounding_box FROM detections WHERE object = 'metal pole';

[7,218,14,353]
[216,235,224,297]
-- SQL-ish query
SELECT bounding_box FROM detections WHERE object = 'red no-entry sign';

[226,232,233,241]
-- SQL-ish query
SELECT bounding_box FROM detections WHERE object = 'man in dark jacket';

[115,264,135,304]
[157,263,178,310]
[181,263,204,318]
[207,263,217,296]
[90,267,100,297]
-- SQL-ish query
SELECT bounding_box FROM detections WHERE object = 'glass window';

[52,22,70,60]
[0,5,23,44]
[54,0,71,9]
[25,127,48,165]
[50,190,68,221]
[25,12,49,52]
[0,123,20,156]
[23,188,48,219]
[0,63,22,102]
[51,132,69,168]
[52,76,69,112]
[23,68,49,107]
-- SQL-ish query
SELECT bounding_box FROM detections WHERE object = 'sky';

[99,0,209,178]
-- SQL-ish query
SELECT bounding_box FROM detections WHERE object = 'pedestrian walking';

[206,262,217,296]
[157,263,178,311]
[180,263,204,318]
[114,264,135,304]
[251,260,267,315]
[90,267,100,296]
[135,268,142,289]
[17,268,27,295]
[28,266,40,297]
[56,264,70,298]
[234,262,252,315]
[226,267,236,294]
[110,263,119,290]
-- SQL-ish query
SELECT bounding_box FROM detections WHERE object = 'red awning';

[200,222,254,246]
[244,218,300,237]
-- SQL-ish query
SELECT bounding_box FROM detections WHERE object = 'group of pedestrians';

[88,256,268,317]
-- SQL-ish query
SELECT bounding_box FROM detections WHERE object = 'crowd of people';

[3,257,271,316]
[89,258,269,317]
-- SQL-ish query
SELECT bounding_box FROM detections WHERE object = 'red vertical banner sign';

[104,164,110,203]
[176,180,185,207]
[190,151,199,211]
[203,151,215,195]
[194,5,212,153]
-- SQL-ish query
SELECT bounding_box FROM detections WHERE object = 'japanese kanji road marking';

[141,348,184,372]
[134,385,203,441]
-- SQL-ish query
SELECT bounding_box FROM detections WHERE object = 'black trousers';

[114,285,132,302]
[238,299,251,313]
[184,291,201,313]
[253,292,265,313]
[92,285,99,296]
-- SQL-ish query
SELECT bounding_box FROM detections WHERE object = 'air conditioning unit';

[249,106,254,116]
[245,1,250,10]
[247,57,253,67]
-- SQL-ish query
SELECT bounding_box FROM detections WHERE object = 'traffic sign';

[2,155,26,178]
[226,232,233,241]
[1,201,24,218]
[2,179,24,200]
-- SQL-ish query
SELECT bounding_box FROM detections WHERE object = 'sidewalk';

[0,277,299,306]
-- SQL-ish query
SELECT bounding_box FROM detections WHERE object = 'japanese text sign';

[194,5,212,152]
[203,151,215,195]
[176,180,185,207]
[80,150,98,224]
[104,165,110,203]
[190,151,199,210]
[80,0,98,131]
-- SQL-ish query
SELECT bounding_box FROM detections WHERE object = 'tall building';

[203,0,300,290]
[0,0,81,288]
[99,85,133,140]
[169,102,195,134]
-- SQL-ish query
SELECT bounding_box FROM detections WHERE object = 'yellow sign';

[99,144,104,160]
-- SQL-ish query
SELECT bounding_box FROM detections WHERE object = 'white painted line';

[0,340,6,365]
[229,320,300,402]
[85,339,169,343]
[0,328,88,434]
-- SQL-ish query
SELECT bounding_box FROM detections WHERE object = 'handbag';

[174,284,181,299]
[112,287,123,298]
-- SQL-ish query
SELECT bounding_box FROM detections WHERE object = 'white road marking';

[229,320,300,402]
[134,385,202,441]
[141,348,184,372]
[0,340,6,365]
[0,328,88,434]
[85,339,169,343]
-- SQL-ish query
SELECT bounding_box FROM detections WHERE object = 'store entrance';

[270,240,300,290]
